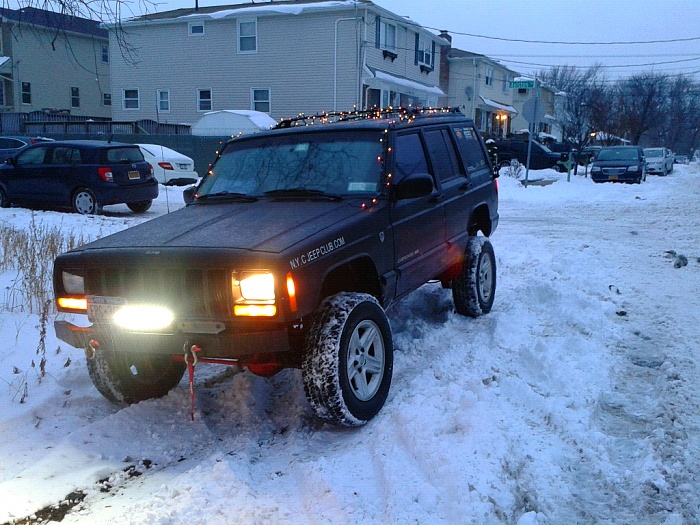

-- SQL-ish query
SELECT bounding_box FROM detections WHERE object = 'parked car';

[0,135,54,162]
[673,154,689,165]
[643,147,674,176]
[136,144,199,185]
[590,146,646,184]
[53,107,499,427]
[0,140,158,214]
[494,139,567,171]
[577,146,602,165]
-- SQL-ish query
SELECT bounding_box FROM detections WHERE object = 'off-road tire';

[72,188,102,215]
[452,236,496,317]
[302,292,393,427]
[87,345,186,404]
[127,200,153,213]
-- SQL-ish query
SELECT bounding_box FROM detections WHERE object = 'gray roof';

[0,7,107,39]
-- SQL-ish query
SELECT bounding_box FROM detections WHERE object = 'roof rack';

[274,106,462,129]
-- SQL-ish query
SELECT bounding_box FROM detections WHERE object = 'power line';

[424,26,700,46]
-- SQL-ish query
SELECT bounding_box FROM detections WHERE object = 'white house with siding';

[0,7,111,118]
[105,0,446,124]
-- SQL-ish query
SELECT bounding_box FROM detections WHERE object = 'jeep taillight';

[158,162,175,171]
[98,167,113,182]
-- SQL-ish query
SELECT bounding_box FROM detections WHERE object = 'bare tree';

[614,72,669,145]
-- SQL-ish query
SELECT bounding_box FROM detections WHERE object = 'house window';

[380,21,396,51]
[485,67,494,86]
[71,87,80,108]
[158,90,170,112]
[123,88,139,109]
[189,22,205,36]
[0,82,5,106]
[502,77,510,93]
[238,19,257,53]
[21,82,31,105]
[198,89,212,111]
[414,35,434,69]
[251,88,270,113]
[102,44,109,63]
[103,93,112,106]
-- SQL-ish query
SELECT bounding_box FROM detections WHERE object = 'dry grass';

[0,215,89,314]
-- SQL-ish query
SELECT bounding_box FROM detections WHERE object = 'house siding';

[109,2,444,124]
[111,9,364,123]
[0,23,109,117]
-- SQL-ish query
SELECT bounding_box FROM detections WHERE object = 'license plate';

[128,171,140,180]
[177,163,189,170]
[87,295,128,321]
[609,175,618,180]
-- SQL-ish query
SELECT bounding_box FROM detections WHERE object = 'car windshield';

[597,148,640,162]
[197,131,385,198]
[644,149,663,157]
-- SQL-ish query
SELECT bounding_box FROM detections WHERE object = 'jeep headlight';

[62,271,85,294]
[232,271,277,316]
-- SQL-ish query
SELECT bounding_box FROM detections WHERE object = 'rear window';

[106,147,145,163]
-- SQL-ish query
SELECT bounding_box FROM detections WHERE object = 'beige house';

[440,40,518,138]
[0,7,111,118]
[106,0,446,124]
[510,76,559,140]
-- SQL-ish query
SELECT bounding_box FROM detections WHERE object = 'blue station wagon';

[0,140,158,214]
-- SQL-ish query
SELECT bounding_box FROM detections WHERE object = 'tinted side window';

[106,147,144,163]
[453,127,489,171]
[510,142,527,154]
[423,129,463,182]
[50,147,81,164]
[394,133,429,183]
[16,146,49,166]
[0,138,24,149]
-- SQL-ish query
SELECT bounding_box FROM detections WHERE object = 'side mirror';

[394,172,434,200]
[183,186,196,205]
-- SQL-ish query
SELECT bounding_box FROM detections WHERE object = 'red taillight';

[98,167,113,182]
[158,162,175,170]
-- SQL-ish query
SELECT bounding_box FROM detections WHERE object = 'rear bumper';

[97,180,159,205]
[54,319,291,359]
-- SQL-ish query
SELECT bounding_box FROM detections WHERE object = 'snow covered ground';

[1,165,698,525]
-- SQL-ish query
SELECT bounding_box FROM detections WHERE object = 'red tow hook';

[184,344,202,421]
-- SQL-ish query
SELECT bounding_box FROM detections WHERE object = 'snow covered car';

[137,144,199,185]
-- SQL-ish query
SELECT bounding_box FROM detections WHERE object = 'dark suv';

[0,140,158,214]
[495,139,566,171]
[53,108,499,427]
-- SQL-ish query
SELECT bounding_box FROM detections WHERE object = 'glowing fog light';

[113,305,174,331]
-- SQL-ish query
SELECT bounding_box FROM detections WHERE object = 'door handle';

[430,193,445,203]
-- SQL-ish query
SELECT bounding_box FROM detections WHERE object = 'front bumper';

[55,319,291,359]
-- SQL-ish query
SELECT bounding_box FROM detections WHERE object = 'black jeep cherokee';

[53,107,499,427]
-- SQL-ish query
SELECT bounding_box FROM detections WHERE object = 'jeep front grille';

[85,267,231,319]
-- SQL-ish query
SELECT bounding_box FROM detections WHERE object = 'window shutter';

[431,41,436,67]
[414,33,419,65]
[375,16,380,48]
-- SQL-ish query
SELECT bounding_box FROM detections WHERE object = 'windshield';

[644,149,663,157]
[597,148,640,162]
[197,131,385,198]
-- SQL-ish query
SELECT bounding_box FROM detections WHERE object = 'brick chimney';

[439,30,451,107]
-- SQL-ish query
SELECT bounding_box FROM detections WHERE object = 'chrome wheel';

[346,319,385,401]
[478,251,495,304]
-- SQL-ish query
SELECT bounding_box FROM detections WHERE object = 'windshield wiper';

[263,188,343,201]
[196,192,258,202]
